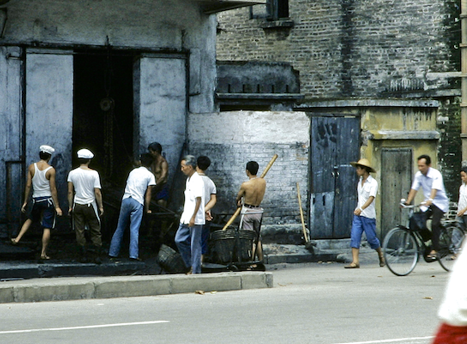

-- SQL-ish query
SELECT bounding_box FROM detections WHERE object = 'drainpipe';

[462,0,467,164]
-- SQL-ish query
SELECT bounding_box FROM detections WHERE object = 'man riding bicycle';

[404,155,449,260]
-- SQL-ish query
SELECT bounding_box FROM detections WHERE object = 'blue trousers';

[350,215,380,249]
[175,223,202,274]
[201,221,212,255]
[109,197,143,259]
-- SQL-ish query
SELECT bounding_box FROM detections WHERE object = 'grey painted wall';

[25,50,73,208]
[0,46,23,235]
[134,56,187,186]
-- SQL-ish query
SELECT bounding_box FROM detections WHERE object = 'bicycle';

[382,202,465,276]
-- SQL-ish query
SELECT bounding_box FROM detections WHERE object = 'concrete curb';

[0,271,273,304]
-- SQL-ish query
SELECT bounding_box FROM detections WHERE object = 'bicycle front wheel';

[383,227,419,276]
[438,225,465,272]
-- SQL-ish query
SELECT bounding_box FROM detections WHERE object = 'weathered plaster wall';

[187,111,310,225]
[0,46,23,234]
[25,51,74,208]
[134,56,187,186]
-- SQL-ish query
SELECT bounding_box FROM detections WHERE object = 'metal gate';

[309,116,360,239]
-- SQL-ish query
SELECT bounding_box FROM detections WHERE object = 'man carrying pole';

[236,161,267,262]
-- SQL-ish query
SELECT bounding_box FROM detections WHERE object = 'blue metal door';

[309,116,360,239]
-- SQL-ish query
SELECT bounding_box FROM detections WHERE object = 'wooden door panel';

[381,148,412,239]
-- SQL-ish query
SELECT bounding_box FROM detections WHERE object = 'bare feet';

[10,238,18,245]
[40,255,50,260]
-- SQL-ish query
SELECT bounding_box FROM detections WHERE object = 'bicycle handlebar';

[399,200,427,209]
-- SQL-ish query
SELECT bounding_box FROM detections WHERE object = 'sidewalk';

[0,270,273,304]
[0,239,374,304]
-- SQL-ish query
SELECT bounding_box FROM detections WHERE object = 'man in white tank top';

[11,145,62,260]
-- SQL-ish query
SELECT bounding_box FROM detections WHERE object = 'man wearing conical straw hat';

[345,158,384,269]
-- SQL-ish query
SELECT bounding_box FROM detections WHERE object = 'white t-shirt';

[200,174,216,206]
[411,167,449,212]
[459,183,467,213]
[357,175,378,219]
[438,243,467,326]
[67,167,101,205]
[123,167,156,205]
[180,172,205,225]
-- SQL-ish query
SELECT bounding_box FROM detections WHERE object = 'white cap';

[77,149,94,159]
[40,145,55,154]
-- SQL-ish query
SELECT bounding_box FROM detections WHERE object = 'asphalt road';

[0,261,450,344]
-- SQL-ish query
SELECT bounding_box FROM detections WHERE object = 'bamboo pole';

[222,154,278,230]
[296,182,309,243]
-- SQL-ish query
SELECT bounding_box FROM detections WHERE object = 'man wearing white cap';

[12,145,62,260]
[67,148,104,263]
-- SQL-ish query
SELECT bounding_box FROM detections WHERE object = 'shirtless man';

[236,161,267,261]
[12,145,62,260]
[148,142,169,207]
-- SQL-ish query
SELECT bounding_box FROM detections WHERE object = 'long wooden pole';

[296,182,309,243]
[222,154,278,230]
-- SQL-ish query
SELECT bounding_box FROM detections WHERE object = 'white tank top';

[32,163,52,198]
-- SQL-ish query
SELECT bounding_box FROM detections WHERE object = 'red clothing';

[433,323,467,344]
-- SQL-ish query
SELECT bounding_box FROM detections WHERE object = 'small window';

[250,0,289,20]
[268,0,289,20]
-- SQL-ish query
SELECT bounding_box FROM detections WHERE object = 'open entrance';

[73,51,134,187]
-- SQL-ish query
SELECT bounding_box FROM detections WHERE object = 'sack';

[409,211,428,231]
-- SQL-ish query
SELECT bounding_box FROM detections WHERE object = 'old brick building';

[217,0,459,100]
[216,0,462,244]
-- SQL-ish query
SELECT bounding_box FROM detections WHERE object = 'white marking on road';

[0,320,169,335]
[333,336,434,344]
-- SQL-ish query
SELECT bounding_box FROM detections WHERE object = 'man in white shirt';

[196,156,217,263]
[345,158,384,269]
[109,153,156,261]
[67,149,104,263]
[405,154,449,259]
[457,166,467,232]
[175,155,205,274]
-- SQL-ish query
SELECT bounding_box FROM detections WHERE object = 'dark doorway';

[73,52,134,187]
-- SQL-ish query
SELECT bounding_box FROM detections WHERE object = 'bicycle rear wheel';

[383,227,419,276]
[438,225,465,272]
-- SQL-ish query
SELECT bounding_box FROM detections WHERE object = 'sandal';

[344,262,360,269]
[10,238,18,245]
[427,252,438,260]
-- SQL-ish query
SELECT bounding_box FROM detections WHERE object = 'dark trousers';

[73,203,102,247]
[431,204,445,252]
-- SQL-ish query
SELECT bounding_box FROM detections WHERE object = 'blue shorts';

[350,215,380,249]
[29,196,56,229]
[155,184,169,201]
